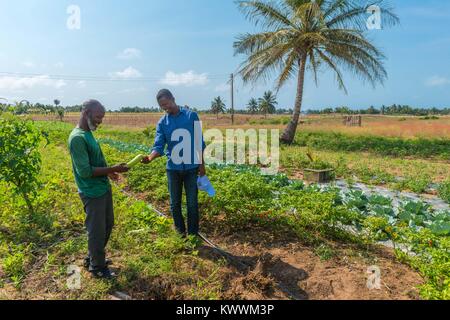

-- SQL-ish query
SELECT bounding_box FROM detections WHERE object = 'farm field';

[31,113,450,196]
[31,113,450,139]
[1,116,449,300]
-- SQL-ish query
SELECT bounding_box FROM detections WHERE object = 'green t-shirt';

[68,127,110,198]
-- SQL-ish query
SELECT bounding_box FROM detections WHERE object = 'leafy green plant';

[438,181,450,204]
[305,150,334,170]
[314,244,335,261]
[0,115,47,214]
[2,244,32,287]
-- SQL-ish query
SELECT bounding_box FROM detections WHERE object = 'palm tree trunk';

[281,54,307,144]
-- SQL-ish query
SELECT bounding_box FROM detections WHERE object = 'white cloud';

[117,48,142,60]
[0,75,67,91]
[109,66,142,79]
[425,75,450,87]
[77,80,86,88]
[119,87,148,94]
[160,70,209,87]
[22,61,35,68]
[54,62,64,68]
[215,83,229,92]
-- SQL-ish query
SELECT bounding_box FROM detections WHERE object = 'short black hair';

[156,89,174,102]
[82,99,105,112]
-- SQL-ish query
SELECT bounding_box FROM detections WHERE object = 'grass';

[281,145,450,196]
[30,114,450,138]
[439,182,450,204]
[314,244,336,261]
[293,131,450,159]
[249,117,291,125]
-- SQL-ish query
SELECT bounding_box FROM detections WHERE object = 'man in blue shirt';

[143,89,206,237]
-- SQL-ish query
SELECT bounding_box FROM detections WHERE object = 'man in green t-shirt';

[68,99,129,279]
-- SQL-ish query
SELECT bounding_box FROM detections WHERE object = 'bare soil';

[199,231,423,300]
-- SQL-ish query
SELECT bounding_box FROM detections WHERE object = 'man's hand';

[108,172,120,181]
[141,155,151,164]
[93,164,129,177]
[198,164,206,177]
[112,163,130,173]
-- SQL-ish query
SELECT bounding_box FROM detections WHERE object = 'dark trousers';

[79,189,114,271]
[167,169,199,236]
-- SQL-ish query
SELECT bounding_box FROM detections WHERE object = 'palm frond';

[236,0,299,30]
[326,0,399,30]
[275,50,299,91]
[315,49,348,93]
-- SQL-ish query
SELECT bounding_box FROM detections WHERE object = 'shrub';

[0,115,47,214]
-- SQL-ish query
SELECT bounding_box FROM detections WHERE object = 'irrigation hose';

[113,181,299,300]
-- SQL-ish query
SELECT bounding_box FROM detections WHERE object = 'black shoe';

[90,267,117,280]
[84,257,112,270]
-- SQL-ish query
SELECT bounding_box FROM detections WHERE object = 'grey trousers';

[79,189,114,271]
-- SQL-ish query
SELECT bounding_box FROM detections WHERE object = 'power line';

[0,71,231,82]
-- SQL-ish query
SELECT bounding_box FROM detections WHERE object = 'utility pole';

[230,73,235,125]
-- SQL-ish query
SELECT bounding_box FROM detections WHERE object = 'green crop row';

[294,131,450,159]
[98,139,449,300]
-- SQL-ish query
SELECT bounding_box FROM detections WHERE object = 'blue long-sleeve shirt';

[152,107,206,171]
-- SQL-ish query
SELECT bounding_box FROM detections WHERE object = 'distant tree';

[367,106,380,114]
[335,106,351,114]
[64,105,83,113]
[247,98,259,114]
[258,91,278,118]
[118,106,160,113]
[56,108,64,121]
[0,97,8,112]
[14,100,30,115]
[210,96,226,119]
[54,99,64,121]
[0,103,6,113]
[308,105,450,116]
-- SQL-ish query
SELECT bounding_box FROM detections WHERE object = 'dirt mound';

[200,233,423,300]
[127,276,180,300]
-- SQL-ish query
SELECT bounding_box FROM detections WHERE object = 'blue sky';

[0,0,449,110]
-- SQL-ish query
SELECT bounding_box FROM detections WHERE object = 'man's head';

[156,89,178,115]
[81,99,105,131]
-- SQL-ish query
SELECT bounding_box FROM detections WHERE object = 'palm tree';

[258,91,278,118]
[210,96,226,119]
[234,0,399,143]
[247,98,259,114]
[0,98,8,113]
[14,100,30,115]
[54,99,64,121]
